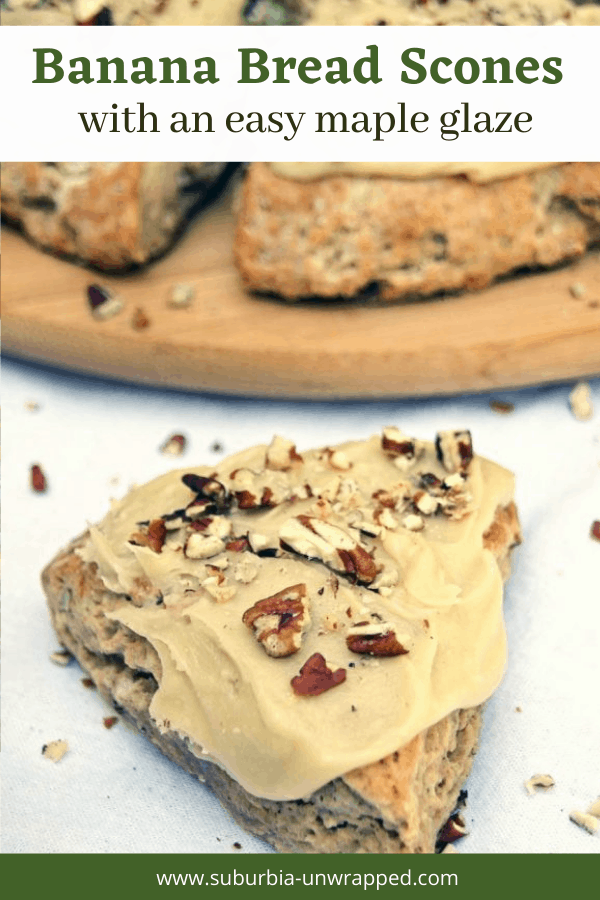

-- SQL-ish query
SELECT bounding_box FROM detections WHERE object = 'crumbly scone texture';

[1,162,227,270]
[235,162,600,302]
[41,500,520,854]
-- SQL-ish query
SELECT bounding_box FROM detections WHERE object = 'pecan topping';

[346,629,409,657]
[435,430,473,473]
[30,463,47,493]
[265,435,303,471]
[291,653,346,697]
[226,535,252,552]
[321,447,353,471]
[412,490,439,516]
[234,488,278,509]
[181,473,230,509]
[280,515,377,584]
[243,584,310,657]
[184,515,231,559]
[337,545,378,584]
[381,427,423,470]
[591,520,600,542]
[229,467,291,509]
[129,518,166,553]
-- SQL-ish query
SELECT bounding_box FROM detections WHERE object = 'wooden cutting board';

[3,191,600,399]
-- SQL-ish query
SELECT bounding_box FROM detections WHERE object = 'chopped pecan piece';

[183,516,231,559]
[525,774,555,796]
[30,463,47,493]
[226,535,252,552]
[346,628,408,657]
[129,519,166,553]
[291,653,346,697]
[438,813,468,844]
[412,490,439,516]
[243,584,310,657]
[591,521,600,542]
[321,447,353,471]
[160,433,187,456]
[230,467,290,509]
[337,545,378,584]
[185,498,214,520]
[569,810,599,835]
[402,514,424,532]
[490,400,515,414]
[168,283,195,308]
[265,435,303,471]
[181,473,230,509]
[280,516,377,584]
[381,427,423,470]
[42,740,68,762]
[162,508,187,530]
[569,381,594,421]
[87,284,124,320]
[50,650,72,667]
[435,430,473,473]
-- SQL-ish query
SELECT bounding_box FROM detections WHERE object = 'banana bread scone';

[42,429,521,853]
[1,162,227,270]
[234,162,600,302]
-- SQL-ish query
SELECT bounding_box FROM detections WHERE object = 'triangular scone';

[2,162,227,270]
[42,429,521,853]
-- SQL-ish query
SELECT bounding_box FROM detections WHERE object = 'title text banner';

[1,26,597,161]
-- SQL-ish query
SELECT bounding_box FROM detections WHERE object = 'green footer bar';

[0,853,596,898]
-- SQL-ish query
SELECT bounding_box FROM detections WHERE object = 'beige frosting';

[269,161,556,184]
[78,432,515,800]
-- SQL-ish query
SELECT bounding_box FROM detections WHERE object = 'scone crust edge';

[234,162,600,302]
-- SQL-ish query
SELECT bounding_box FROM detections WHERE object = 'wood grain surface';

[3,191,600,399]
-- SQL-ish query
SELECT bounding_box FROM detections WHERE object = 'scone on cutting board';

[42,428,521,853]
[1,162,228,270]
[234,162,600,302]
[3,0,599,25]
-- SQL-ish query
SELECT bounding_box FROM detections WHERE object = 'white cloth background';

[2,357,599,854]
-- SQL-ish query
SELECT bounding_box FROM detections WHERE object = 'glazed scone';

[42,429,521,852]
[2,162,228,270]
[234,162,600,302]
